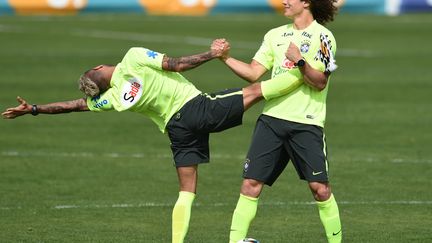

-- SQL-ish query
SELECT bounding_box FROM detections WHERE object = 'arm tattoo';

[39,98,89,114]
[164,51,215,72]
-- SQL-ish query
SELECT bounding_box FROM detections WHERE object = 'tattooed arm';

[2,96,89,119]
[161,38,228,72]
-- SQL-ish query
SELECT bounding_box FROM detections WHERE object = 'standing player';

[2,40,302,243]
[219,0,342,242]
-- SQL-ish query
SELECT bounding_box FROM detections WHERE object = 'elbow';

[308,76,328,91]
[315,82,327,91]
[172,66,183,72]
[245,74,261,83]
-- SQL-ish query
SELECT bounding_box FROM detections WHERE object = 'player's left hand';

[285,42,302,63]
[1,96,32,119]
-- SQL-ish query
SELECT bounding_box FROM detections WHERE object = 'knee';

[240,179,263,198]
[248,82,263,99]
[309,182,332,201]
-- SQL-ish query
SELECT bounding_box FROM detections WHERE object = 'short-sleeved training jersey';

[86,47,201,133]
[253,20,337,128]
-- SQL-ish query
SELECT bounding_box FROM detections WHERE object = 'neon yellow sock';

[229,194,259,243]
[172,191,195,243]
[316,194,342,243]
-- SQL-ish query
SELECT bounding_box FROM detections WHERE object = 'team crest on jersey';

[300,40,311,53]
[121,77,143,109]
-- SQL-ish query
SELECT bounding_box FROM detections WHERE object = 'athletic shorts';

[166,88,244,167]
[243,114,329,185]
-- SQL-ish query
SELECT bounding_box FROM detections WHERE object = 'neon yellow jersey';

[86,47,201,133]
[254,20,337,128]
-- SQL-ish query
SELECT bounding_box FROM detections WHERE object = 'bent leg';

[172,165,198,243]
[229,179,264,243]
[309,182,342,243]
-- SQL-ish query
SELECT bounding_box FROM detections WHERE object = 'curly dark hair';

[306,0,338,25]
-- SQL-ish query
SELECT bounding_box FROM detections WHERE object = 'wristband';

[295,58,306,67]
[31,104,39,116]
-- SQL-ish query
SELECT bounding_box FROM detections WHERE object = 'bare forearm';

[2,97,89,119]
[223,57,267,83]
[300,64,328,91]
[163,51,216,72]
[37,98,89,114]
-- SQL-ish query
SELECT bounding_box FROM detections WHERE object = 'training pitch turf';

[0,13,431,242]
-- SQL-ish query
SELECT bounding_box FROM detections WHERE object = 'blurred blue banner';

[339,0,386,14]
[400,0,432,13]
[0,0,12,14]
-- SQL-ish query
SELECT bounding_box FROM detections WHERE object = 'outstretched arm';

[161,38,228,72]
[2,96,89,119]
[219,39,268,83]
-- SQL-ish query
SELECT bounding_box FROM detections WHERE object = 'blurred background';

[1,0,432,15]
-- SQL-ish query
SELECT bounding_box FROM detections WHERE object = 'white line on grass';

[1,150,245,160]
[71,29,259,50]
[2,200,432,211]
[51,200,432,210]
[3,150,431,164]
[71,29,376,57]
[0,24,377,58]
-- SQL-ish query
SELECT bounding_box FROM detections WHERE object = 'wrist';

[295,58,306,68]
[31,104,39,116]
[220,55,230,62]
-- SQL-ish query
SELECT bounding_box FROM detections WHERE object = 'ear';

[92,65,104,70]
[303,0,310,8]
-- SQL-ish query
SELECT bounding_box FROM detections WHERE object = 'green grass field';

[1,13,432,242]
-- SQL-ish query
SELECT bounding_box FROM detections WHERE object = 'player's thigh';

[202,88,244,132]
[287,124,328,182]
[243,116,289,186]
[167,114,210,167]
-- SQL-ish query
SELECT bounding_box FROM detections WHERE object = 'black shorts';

[243,114,329,185]
[167,88,244,167]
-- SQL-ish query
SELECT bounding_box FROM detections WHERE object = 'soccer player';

[2,40,302,243]
[219,0,342,242]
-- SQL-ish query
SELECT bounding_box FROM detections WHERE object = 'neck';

[292,12,314,30]
[103,66,115,87]
[107,66,115,80]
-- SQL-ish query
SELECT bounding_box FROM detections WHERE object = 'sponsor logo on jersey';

[302,31,312,39]
[281,57,296,69]
[91,95,109,109]
[282,32,294,37]
[121,77,143,109]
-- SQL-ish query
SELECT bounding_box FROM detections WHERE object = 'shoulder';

[266,24,292,35]
[313,22,336,50]
[314,22,336,41]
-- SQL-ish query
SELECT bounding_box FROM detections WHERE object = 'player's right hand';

[211,38,230,59]
[1,96,32,119]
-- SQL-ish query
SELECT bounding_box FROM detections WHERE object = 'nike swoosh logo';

[312,171,323,176]
[332,229,341,236]
[277,43,285,46]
